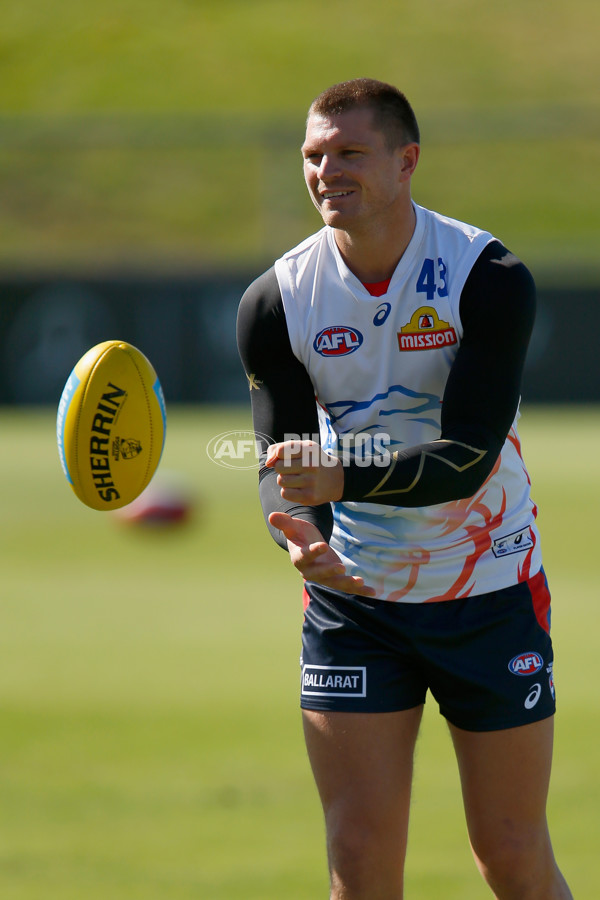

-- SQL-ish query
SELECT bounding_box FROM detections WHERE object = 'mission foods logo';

[314,325,363,357]
[301,665,367,697]
[508,652,544,676]
[398,306,457,352]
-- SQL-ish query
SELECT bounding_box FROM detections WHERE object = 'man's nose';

[317,154,341,179]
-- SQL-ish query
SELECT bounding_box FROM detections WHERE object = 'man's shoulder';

[276,226,329,266]
[239,266,281,318]
[415,203,495,245]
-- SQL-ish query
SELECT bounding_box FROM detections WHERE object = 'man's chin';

[318,208,353,229]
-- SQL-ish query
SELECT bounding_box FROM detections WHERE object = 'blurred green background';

[1,1,599,898]
[0,0,598,278]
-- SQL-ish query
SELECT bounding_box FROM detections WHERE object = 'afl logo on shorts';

[508,652,544,676]
[313,325,363,357]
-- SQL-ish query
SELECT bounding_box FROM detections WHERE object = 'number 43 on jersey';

[416,257,448,300]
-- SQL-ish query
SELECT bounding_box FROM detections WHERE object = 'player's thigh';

[449,715,554,853]
[303,706,424,837]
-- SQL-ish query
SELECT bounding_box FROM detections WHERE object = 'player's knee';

[326,816,404,896]
[328,818,374,873]
[472,826,554,897]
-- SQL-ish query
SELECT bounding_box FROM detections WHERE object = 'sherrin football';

[57,340,167,511]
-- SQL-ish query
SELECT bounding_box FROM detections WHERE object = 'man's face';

[301,107,413,233]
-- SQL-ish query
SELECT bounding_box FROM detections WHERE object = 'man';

[237,78,572,899]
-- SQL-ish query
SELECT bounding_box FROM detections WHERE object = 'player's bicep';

[237,269,320,447]
[442,244,536,446]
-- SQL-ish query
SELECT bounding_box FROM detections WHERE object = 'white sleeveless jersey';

[274,204,542,602]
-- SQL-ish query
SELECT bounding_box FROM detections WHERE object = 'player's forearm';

[340,425,503,507]
[259,466,333,549]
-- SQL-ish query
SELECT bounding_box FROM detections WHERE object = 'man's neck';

[333,203,416,283]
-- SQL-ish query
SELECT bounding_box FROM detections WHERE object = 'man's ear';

[398,143,420,181]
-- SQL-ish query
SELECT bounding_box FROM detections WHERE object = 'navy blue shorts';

[300,570,555,731]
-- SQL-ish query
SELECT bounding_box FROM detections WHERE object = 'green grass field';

[0,405,598,899]
[0,0,598,275]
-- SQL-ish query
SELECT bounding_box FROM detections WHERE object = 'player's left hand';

[268,511,376,597]
[265,440,344,506]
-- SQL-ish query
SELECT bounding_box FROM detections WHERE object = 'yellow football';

[57,340,167,510]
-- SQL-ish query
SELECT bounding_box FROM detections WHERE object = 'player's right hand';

[269,511,377,598]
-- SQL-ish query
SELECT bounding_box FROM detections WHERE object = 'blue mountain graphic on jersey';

[324,383,441,428]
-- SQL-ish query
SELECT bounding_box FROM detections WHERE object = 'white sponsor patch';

[492,526,534,558]
[301,665,367,698]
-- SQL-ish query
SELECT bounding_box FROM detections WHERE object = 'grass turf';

[0,405,598,898]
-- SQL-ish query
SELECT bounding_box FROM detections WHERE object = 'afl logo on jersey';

[314,325,363,357]
[508,652,544,676]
